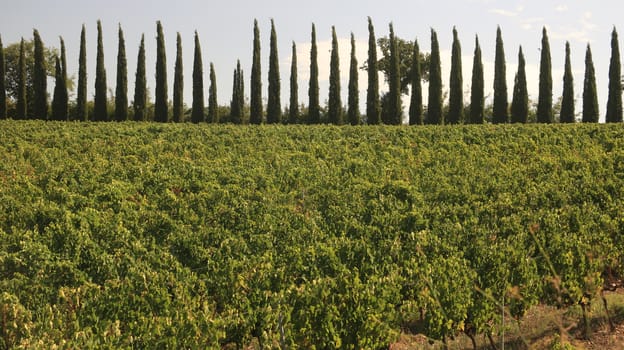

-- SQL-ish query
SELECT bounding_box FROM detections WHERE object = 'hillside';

[1,121,624,349]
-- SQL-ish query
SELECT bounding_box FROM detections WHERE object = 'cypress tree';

[16,38,26,119]
[537,27,553,123]
[560,42,575,123]
[115,25,128,121]
[606,27,622,123]
[230,60,244,124]
[387,23,401,125]
[409,39,423,125]
[582,44,599,123]
[448,26,463,124]
[267,19,281,124]
[511,46,528,123]
[308,23,320,124]
[469,35,484,124]
[208,62,218,123]
[0,36,6,119]
[60,37,69,120]
[77,24,87,121]
[328,26,342,125]
[154,21,168,122]
[289,42,299,124]
[33,29,47,120]
[250,19,263,124]
[94,20,107,121]
[492,26,508,124]
[133,34,147,121]
[191,31,204,123]
[366,17,381,124]
[52,56,68,120]
[238,65,245,122]
[348,33,360,125]
[427,28,443,125]
[173,32,183,122]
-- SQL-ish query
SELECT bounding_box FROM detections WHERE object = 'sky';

[1,0,623,122]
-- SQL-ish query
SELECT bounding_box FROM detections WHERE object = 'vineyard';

[1,121,624,349]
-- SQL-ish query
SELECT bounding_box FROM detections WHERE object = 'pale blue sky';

[1,0,622,120]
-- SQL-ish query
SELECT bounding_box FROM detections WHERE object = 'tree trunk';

[602,293,616,332]
[580,302,592,340]
[487,332,499,350]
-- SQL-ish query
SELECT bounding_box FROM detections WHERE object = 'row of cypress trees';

[0,19,621,123]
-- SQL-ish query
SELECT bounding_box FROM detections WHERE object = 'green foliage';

[115,26,128,122]
[1,122,624,347]
[51,56,68,120]
[537,27,553,123]
[289,42,299,124]
[267,19,281,124]
[582,44,599,123]
[173,33,183,123]
[208,63,218,123]
[469,35,484,124]
[250,19,263,124]
[94,21,108,122]
[511,46,528,123]
[16,39,27,119]
[427,29,442,125]
[191,31,205,123]
[447,27,463,124]
[606,27,622,123]
[77,25,88,121]
[154,21,168,122]
[32,29,47,120]
[409,39,423,125]
[308,23,320,124]
[493,26,508,123]
[348,33,360,125]
[0,36,7,120]
[133,34,147,121]
[386,23,401,125]
[366,17,381,125]
[230,60,244,124]
[328,26,342,125]
[560,42,575,123]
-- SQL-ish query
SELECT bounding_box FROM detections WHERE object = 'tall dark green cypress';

[267,19,281,124]
[191,31,204,123]
[560,42,575,123]
[409,39,423,125]
[366,17,381,124]
[56,38,69,120]
[94,21,107,121]
[348,33,360,125]
[427,28,443,125]
[469,35,484,124]
[289,42,299,124]
[448,26,463,124]
[173,32,183,122]
[537,27,553,123]
[0,36,6,119]
[250,19,263,124]
[582,44,599,123]
[328,26,342,125]
[115,25,128,121]
[606,27,622,123]
[133,34,147,121]
[33,29,47,120]
[77,24,87,121]
[16,38,26,119]
[230,60,244,124]
[208,63,218,123]
[52,56,68,120]
[511,46,528,123]
[154,21,168,122]
[387,23,401,125]
[238,65,244,122]
[308,23,320,124]
[492,26,508,124]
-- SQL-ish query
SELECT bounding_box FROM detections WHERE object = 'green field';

[1,121,624,349]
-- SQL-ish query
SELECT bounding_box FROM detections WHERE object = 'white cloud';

[489,8,520,17]
[520,17,545,31]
